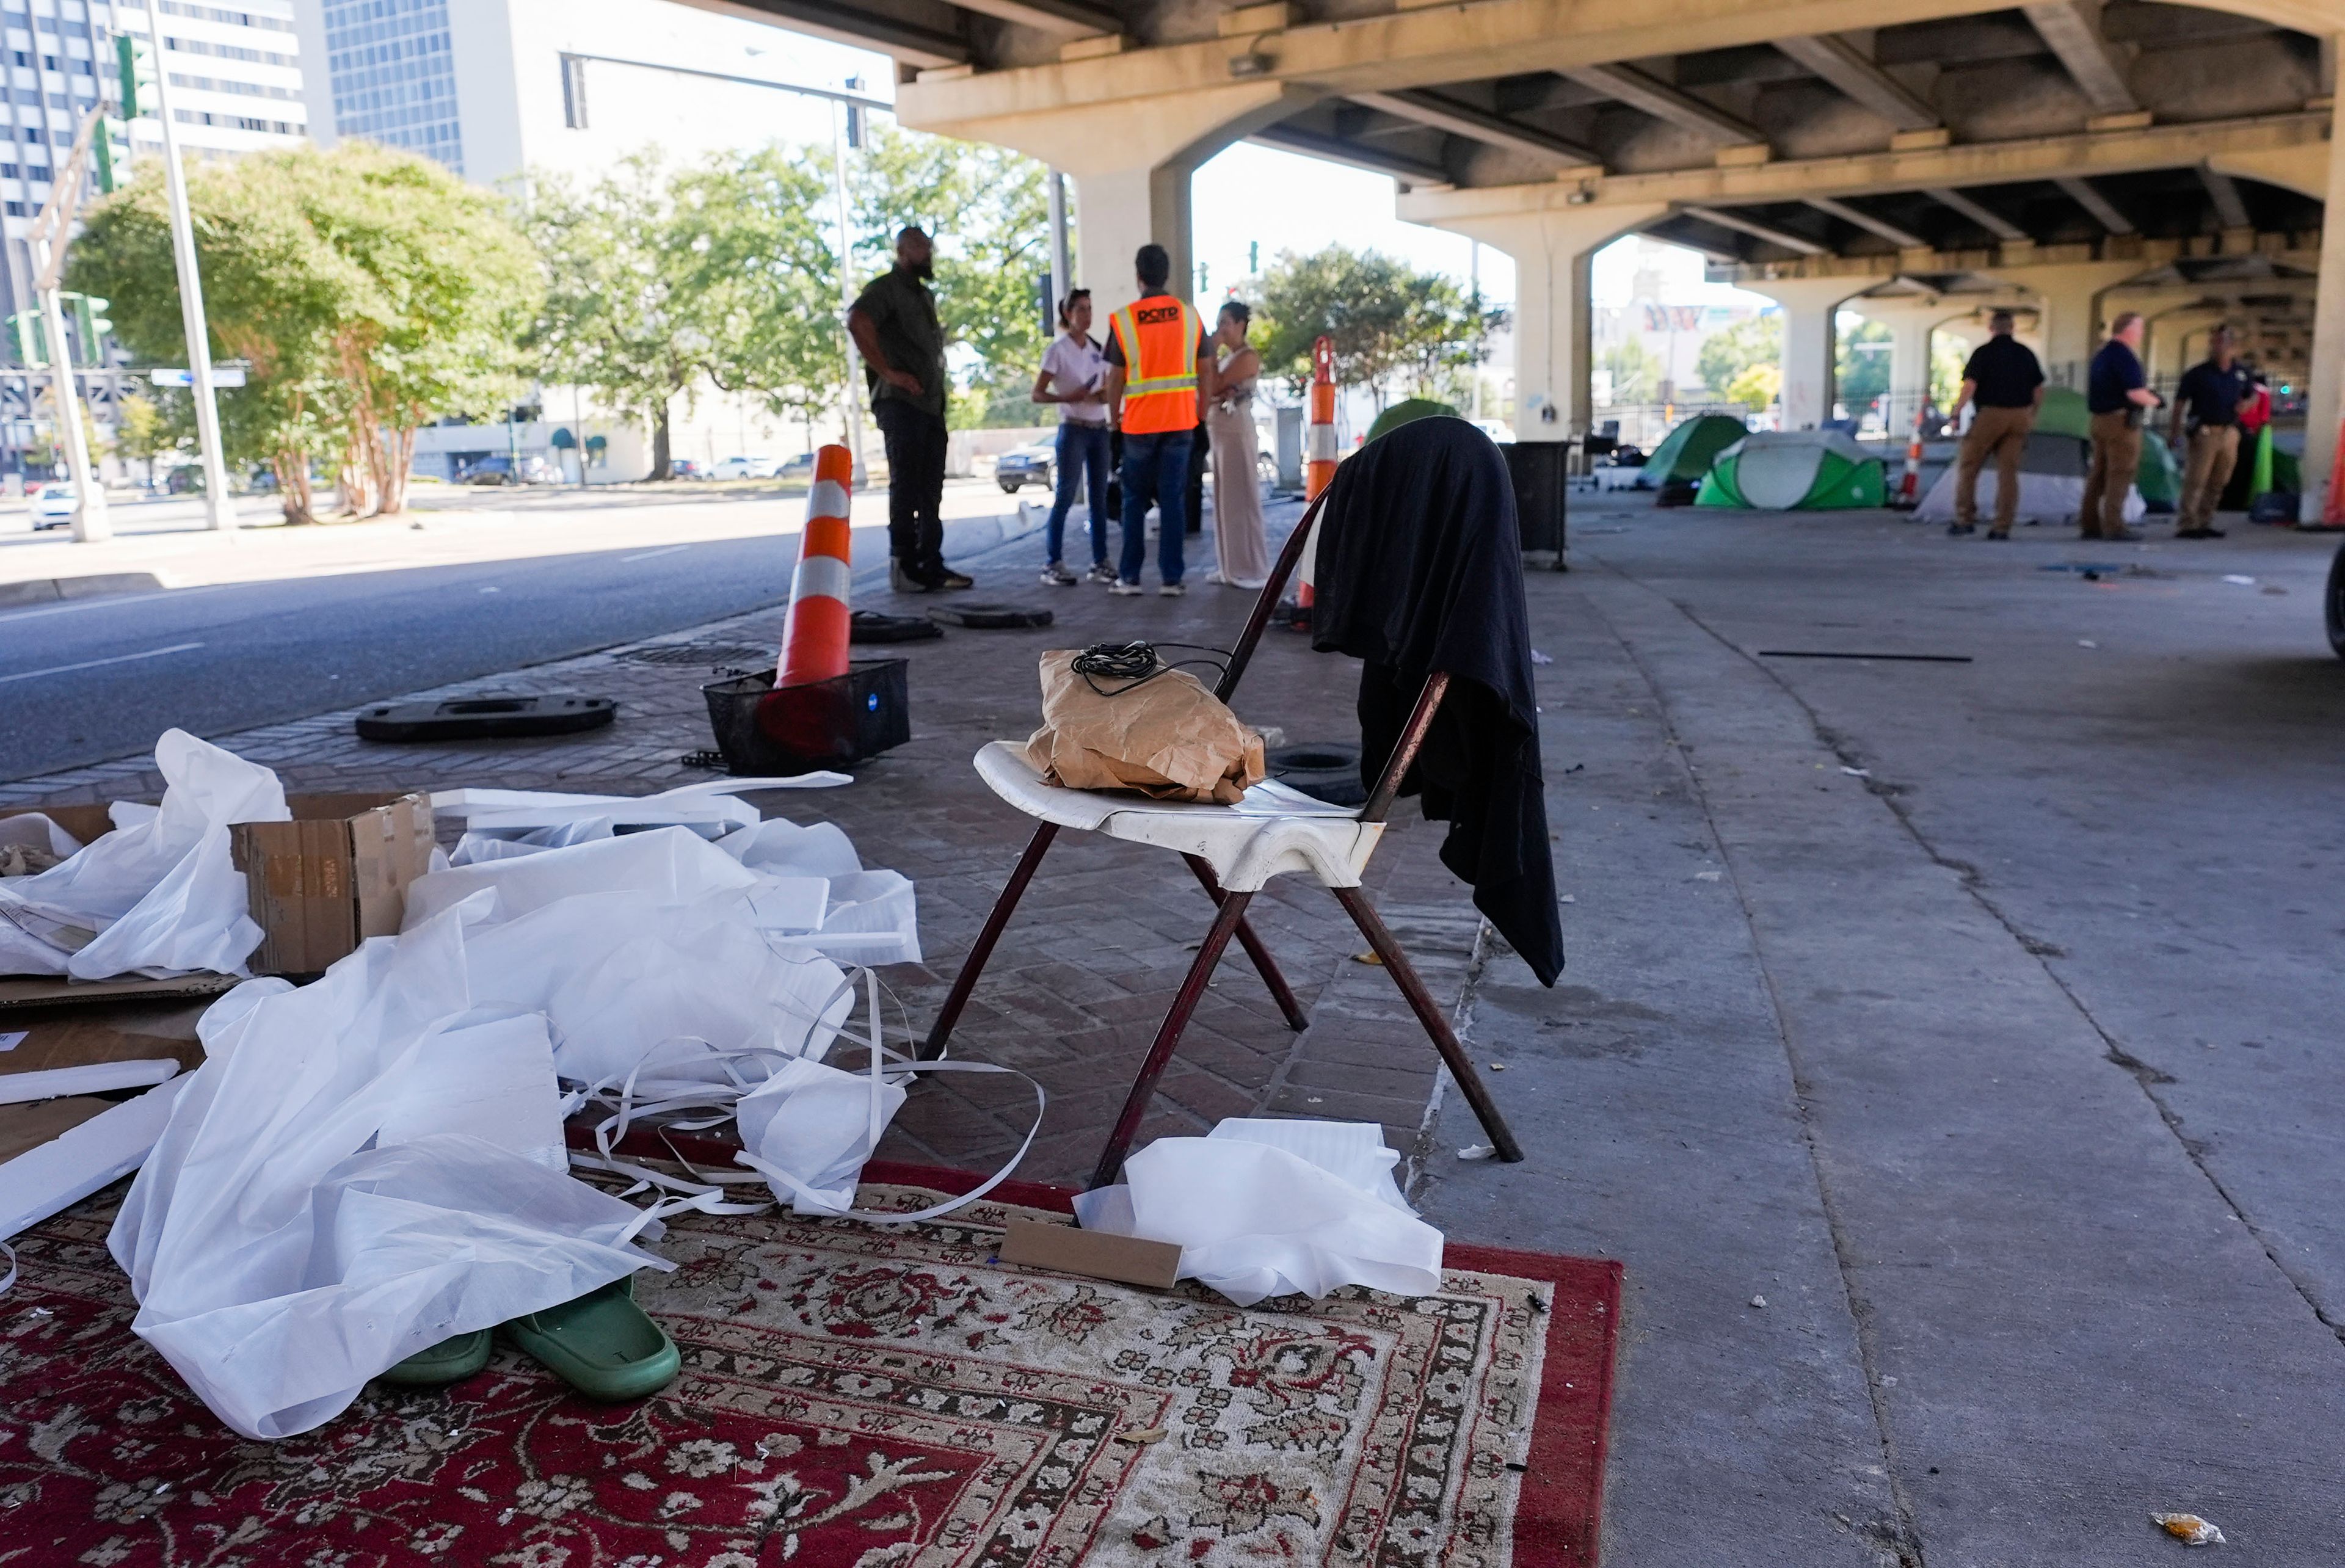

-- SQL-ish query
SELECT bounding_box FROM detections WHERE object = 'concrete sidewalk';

[7,488,2343,1563]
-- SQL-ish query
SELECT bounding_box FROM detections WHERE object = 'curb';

[0,572,166,609]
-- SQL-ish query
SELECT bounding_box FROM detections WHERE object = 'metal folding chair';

[920,493,1525,1187]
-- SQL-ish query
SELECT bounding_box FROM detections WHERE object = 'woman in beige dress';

[1205,302,1272,589]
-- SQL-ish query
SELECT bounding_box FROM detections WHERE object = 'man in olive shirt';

[847,227,972,592]
[2167,326,2253,539]
[1948,311,2044,538]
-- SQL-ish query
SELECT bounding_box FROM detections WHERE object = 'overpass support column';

[1987,261,2145,388]
[2301,84,2345,522]
[1392,191,1666,442]
[1851,297,1953,434]
[1747,279,1860,430]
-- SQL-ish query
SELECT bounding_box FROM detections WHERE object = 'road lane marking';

[0,641,205,684]
[622,544,690,562]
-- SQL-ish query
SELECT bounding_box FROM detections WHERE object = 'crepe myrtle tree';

[71,143,539,521]
[1250,245,1494,410]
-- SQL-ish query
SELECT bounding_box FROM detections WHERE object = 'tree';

[1835,318,1892,421]
[525,154,707,481]
[682,148,846,443]
[109,392,173,477]
[1696,314,1781,400]
[1601,340,1664,404]
[1252,245,1492,408]
[848,125,1052,426]
[1726,363,1780,414]
[73,143,537,521]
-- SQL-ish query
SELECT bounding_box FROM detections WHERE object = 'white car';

[30,482,76,529]
[713,456,783,480]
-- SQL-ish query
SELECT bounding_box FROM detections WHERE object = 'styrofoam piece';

[1072,1120,1444,1306]
[0,1057,180,1105]
[428,776,850,837]
[0,730,287,980]
[109,905,671,1440]
[0,1076,189,1241]
[974,741,1383,893]
[735,1054,907,1216]
[745,877,830,934]
[1207,1118,1413,1212]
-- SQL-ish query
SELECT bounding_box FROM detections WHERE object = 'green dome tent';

[1643,413,1750,487]
[2033,386,2178,510]
[1696,430,1886,510]
[1365,397,1458,445]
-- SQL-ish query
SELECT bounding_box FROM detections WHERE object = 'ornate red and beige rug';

[0,1164,1619,1568]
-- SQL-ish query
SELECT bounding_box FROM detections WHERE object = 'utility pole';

[24,109,108,542]
[1469,241,1484,423]
[141,0,233,530]
[1047,170,1071,310]
[832,94,866,487]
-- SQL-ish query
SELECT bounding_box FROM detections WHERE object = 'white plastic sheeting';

[0,730,287,979]
[1074,1119,1444,1306]
[109,900,677,1440]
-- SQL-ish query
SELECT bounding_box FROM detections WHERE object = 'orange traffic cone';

[2323,415,2345,529]
[1892,407,1925,510]
[779,446,854,688]
[1283,335,1338,628]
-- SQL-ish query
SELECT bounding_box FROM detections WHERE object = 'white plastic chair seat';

[973,741,1383,892]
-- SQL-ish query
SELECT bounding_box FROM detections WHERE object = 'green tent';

[1696,431,1886,510]
[1365,397,1458,445]
[1643,413,1750,485]
[2032,385,2176,509]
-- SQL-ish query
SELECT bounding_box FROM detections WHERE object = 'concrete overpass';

[682,0,2345,514]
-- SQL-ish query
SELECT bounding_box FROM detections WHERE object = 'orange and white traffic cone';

[779,445,853,687]
[1891,407,1925,510]
[1283,336,1337,626]
[2322,415,2345,529]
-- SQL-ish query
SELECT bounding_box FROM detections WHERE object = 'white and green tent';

[1696,430,1886,510]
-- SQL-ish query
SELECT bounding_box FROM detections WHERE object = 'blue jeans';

[1118,429,1192,586]
[1046,421,1110,566]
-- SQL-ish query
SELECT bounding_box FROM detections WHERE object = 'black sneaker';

[929,562,974,590]
[1947,522,1976,536]
[889,560,937,593]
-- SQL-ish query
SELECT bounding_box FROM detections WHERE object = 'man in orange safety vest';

[1102,243,1214,597]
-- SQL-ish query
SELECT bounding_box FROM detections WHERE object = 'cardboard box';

[229,793,435,976]
[999,1215,1184,1290]
[0,791,432,1003]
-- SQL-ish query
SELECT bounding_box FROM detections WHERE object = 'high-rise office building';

[0,1,309,473]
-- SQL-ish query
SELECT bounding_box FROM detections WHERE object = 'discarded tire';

[1267,741,1366,807]
[928,601,1055,630]
[849,609,943,644]
[355,694,616,742]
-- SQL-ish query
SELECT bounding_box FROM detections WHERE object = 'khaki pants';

[2078,411,2142,538]
[1955,405,2034,530]
[2177,425,2240,530]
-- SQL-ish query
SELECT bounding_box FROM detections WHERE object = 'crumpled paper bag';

[1025,650,1265,804]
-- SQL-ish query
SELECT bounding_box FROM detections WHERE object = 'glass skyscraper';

[315,0,457,173]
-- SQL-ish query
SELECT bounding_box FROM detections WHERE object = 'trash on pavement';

[1073,1119,1442,1307]
[109,901,678,1440]
[2151,1512,2225,1546]
[1458,1143,1497,1161]
[1,1077,189,1244]
[2220,575,2256,587]
[0,730,286,981]
[229,793,434,974]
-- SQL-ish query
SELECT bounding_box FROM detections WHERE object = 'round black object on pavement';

[928,601,1055,630]
[1267,741,1367,807]
[850,609,945,644]
[356,694,616,742]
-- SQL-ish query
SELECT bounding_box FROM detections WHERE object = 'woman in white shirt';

[1030,290,1114,586]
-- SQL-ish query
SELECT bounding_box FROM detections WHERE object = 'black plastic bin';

[1501,441,1569,571]
[701,660,909,776]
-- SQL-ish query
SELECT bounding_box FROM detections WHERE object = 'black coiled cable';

[1069,640,1231,697]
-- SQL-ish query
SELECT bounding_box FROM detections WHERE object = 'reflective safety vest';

[1110,295,1201,435]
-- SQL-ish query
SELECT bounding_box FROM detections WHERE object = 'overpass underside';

[685,0,2345,515]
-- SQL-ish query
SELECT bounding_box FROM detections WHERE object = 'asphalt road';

[0,531,809,782]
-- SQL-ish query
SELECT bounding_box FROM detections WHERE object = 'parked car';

[995,443,1052,493]
[713,456,782,480]
[30,482,76,529]
[669,459,704,480]
[464,454,556,486]
[779,452,816,481]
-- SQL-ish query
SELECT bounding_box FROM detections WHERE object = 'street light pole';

[25,108,109,542]
[831,100,866,487]
[142,0,233,531]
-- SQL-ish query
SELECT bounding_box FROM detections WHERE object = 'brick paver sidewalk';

[4,503,1497,1188]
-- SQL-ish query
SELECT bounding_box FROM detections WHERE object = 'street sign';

[151,365,246,387]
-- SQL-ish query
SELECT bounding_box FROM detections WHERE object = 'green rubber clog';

[498,1275,679,1403]
[377,1328,493,1388]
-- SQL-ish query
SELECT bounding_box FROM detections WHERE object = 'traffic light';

[64,293,110,364]
[10,310,47,369]
[115,35,157,120]
[92,117,131,192]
